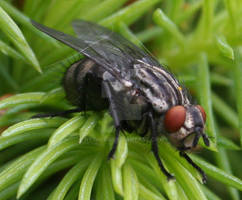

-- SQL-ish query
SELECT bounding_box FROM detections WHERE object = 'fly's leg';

[148,112,174,180]
[192,133,201,147]
[76,75,88,116]
[179,151,207,183]
[140,125,149,137]
[140,113,149,137]
[32,67,89,119]
[31,108,82,118]
[108,127,121,159]
[102,81,121,159]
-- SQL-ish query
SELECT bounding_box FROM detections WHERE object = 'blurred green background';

[0,0,241,200]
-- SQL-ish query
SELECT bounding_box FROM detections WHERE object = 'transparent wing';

[72,20,160,68]
[31,20,119,78]
[32,20,160,78]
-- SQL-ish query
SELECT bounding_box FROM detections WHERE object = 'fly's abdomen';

[63,60,84,106]
[63,59,108,110]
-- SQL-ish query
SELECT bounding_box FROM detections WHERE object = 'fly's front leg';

[148,112,174,180]
[102,81,121,159]
[179,151,207,183]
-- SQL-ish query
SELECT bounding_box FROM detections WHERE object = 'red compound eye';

[196,105,206,122]
[164,106,186,133]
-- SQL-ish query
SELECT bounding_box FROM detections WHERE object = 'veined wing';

[32,20,160,80]
[71,20,160,69]
[31,20,121,80]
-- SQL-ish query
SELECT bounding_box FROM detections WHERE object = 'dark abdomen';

[63,59,109,111]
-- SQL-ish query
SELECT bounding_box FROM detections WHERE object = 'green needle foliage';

[0,0,241,199]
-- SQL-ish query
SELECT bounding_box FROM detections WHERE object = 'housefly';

[32,20,210,183]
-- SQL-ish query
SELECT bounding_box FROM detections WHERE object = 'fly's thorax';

[132,60,190,113]
[103,71,126,92]
[163,104,207,149]
[102,70,149,121]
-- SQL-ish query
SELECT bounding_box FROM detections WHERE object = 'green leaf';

[136,26,163,43]
[99,112,113,139]
[153,8,185,48]
[37,155,82,200]
[95,164,115,200]
[118,22,144,48]
[48,115,84,147]
[200,0,215,40]
[234,48,242,146]
[41,153,84,182]
[0,92,45,110]
[139,183,166,200]
[197,53,217,150]
[164,155,207,200]
[64,180,81,200]
[0,146,45,192]
[1,117,66,137]
[154,140,207,200]
[216,36,234,60]
[0,0,60,47]
[20,53,77,91]
[0,64,19,90]
[110,159,123,195]
[0,182,19,200]
[17,137,79,198]
[176,183,189,200]
[0,130,51,151]
[50,157,92,200]
[130,159,164,194]
[113,134,128,168]
[101,0,161,27]
[123,163,139,200]
[83,0,128,21]
[214,147,240,200]
[43,0,101,32]
[78,152,103,200]
[146,153,179,200]
[190,155,242,191]
[79,115,99,144]
[41,87,65,103]
[166,0,183,22]
[212,92,239,129]
[224,0,237,32]
[156,140,203,183]
[177,0,203,24]
[0,39,25,61]
[47,189,55,200]
[0,6,41,72]
[210,72,233,86]
[202,186,222,200]
[217,136,240,150]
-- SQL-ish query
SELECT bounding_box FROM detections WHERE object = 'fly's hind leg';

[31,108,82,118]
[102,81,122,159]
[140,113,149,137]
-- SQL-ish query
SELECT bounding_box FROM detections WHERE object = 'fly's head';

[163,104,210,150]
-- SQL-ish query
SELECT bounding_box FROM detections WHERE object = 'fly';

[32,20,210,183]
